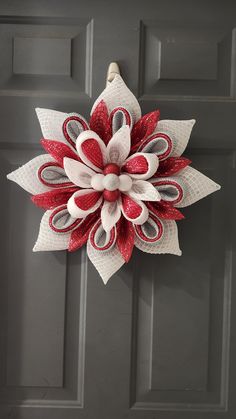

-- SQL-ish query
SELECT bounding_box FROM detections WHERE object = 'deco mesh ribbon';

[7,75,221,283]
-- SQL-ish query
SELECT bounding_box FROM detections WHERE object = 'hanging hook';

[106,62,120,86]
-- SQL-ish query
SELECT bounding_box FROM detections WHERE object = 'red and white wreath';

[7,75,220,283]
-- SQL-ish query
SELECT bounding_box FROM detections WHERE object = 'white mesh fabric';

[134,219,181,255]
[175,166,221,208]
[106,125,131,165]
[33,210,71,251]
[7,154,55,194]
[87,242,125,284]
[154,119,196,157]
[128,180,161,202]
[91,75,141,123]
[36,108,69,142]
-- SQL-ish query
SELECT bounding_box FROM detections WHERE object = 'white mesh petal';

[33,210,71,251]
[135,219,181,255]
[128,180,161,202]
[63,158,96,187]
[91,74,141,123]
[175,166,221,208]
[87,242,125,284]
[155,119,196,157]
[7,154,55,194]
[36,108,68,142]
[101,200,121,232]
[106,125,131,165]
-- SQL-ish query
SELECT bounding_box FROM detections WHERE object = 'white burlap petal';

[101,200,121,232]
[33,210,71,251]
[106,125,131,165]
[174,166,221,208]
[87,242,125,284]
[91,74,141,123]
[7,154,55,194]
[63,158,96,187]
[155,119,196,157]
[128,180,161,202]
[135,219,181,255]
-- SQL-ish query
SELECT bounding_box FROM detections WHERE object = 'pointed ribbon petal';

[128,180,161,202]
[116,217,135,262]
[31,186,78,210]
[106,125,131,166]
[41,139,81,167]
[91,74,141,124]
[63,158,96,188]
[89,100,112,144]
[7,154,56,194]
[174,166,221,208]
[101,200,121,232]
[147,201,185,220]
[154,157,191,177]
[131,110,160,150]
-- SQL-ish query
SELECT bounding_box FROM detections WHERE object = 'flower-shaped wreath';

[7,75,220,283]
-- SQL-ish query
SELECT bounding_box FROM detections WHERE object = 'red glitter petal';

[31,186,78,210]
[147,201,184,220]
[117,217,135,262]
[75,191,101,211]
[122,155,148,174]
[155,157,191,177]
[131,110,160,151]
[81,139,104,169]
[121,194,142,219]
[69,211,100,252]
[41,139,81,167]
[90,100,112,145]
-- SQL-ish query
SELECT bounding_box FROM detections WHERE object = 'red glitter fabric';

[41,139,81,167]
[131,110,160,152]
[155,157,191,177]
[121,194,142,219]
[63,115,89,148]
[147,201,184,220]
[69,211,100,252]
[116,217,135,262]
[74,191,101,211]
[81,139,104,169]
[90,100,112,144]
[31,186,78,210]
[122,155,148,174]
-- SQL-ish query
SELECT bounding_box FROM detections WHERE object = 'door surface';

[0,1,235,418]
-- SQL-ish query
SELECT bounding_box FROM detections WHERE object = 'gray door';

[0,0,235,418]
